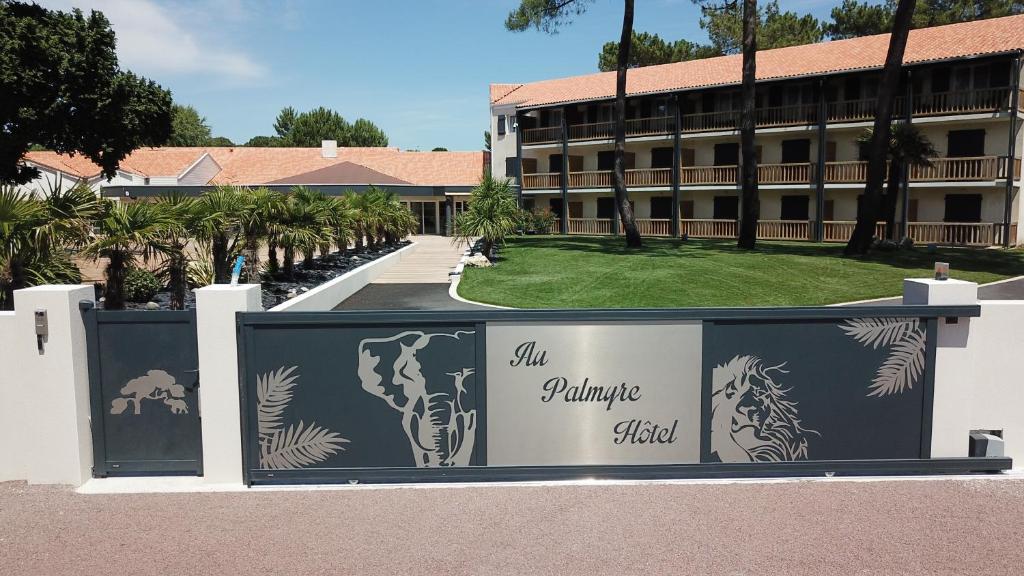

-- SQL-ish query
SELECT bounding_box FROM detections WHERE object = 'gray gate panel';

[701,318,934,463]
[84,307,202,476]
[241,323,479,479]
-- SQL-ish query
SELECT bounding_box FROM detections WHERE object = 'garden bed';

[113,242,410,310]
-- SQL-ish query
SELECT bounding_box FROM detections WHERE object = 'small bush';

[528,208,556,234]
[123,268,162,303]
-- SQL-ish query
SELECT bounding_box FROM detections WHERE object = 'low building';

[20,143,489,235]
[490,15,1024,246]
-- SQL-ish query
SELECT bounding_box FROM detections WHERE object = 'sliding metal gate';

[236,305,1010,485]
[82,303,203,476]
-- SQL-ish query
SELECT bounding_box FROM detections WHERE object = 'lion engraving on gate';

[710,355,817,462]
[357,331,476,467]
[110,370,189,415]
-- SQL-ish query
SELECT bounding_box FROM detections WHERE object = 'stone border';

[448,247,513,310]
[269,242,418,312]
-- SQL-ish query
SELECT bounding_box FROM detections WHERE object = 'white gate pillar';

[904,278,978,458]
[195,285,261,485]
[6,285,95,485]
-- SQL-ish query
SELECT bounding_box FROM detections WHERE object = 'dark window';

[823,200,835,221]
[781,139,811,164]
[548,154,563,173]
[597,197,616,219]
[523,198,536,212]
[857,141,871,162]
[714,143,739,166]
[990,61,1011,87]
[932,67,951,93]
[713,196,739,220]
[651,147,674,169]
[844,76,861,100]
[597,151,615,171]
[568,201,583,218]
[549,198,564,219]
[497,115,506,136]
[650,197,673,219]
[944,194,982,223]
[702,92,717,114]
[680,200,695,219]
[780,196,810,221]
[947,130,985,157]
[768,85,784,107]
[505,158,518,178]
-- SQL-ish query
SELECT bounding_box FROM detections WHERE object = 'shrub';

[528,208,556,234]
[123,268,162,303]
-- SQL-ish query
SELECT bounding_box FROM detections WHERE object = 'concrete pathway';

[373,235,469,284]
[335,235,488,310]
[4,476,1024,575]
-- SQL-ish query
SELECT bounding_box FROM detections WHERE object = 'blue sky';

[41,0,842,151]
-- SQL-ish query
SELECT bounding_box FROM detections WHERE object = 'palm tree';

[278,188,330,280]
[857,124,936,241]
[238,187,285,282]
[0,183,100,309]
[153,193,199,310]
[194,186,245,283]
[453,175,524,259]
[324,195,356,254]
[83,200,174,310]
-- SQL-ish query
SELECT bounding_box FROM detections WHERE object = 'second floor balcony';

[521,156,1021,190]
[520,88,1024,145]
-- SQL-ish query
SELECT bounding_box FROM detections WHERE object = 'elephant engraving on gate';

[357,330,476,467]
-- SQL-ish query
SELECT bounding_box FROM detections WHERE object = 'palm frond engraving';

[256,366,348,469]
[262,420,348,469]
[840,318,926,397]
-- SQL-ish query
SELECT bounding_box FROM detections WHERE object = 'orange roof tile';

[491,14,1024,108]
[25,147,486,187]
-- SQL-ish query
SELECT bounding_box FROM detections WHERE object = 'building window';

[781,139,811,164]
[947,129,985,157]
[650,197,673,219]
[780,195,810,221]
[569,201,583,218]
[497,115,506,136]
[713,196,739,220]
[549,198,564,219]
[505,157,519,179]
[714,143,739,166]
[944,194,982,223]
[651,147,674,169]
[680,200,694,219]
[597,197,616,219]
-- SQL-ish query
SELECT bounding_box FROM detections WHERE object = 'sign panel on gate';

[486,322,702,466]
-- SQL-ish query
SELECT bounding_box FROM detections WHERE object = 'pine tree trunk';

[737,0,759,250]
[883,159,903,241]
[845,0,916,255]
[104,251,127,310]
[614,0,642,248]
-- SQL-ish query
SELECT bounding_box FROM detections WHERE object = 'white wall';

[270,242,418,312]
[178,154,221,185]
[491,104,518,180]
[0,311,21,481]
[966,300,1024,464]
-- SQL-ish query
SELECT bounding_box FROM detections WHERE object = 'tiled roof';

[491,14,1024,108]
[24,147,486,187]
[268,161,412,185]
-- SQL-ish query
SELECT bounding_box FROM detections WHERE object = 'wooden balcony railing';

[760,163,812,184]
[907,222,1001,246]
[568,170,612,188]
[822,221,886,242]
[758,220,812,240]
[680,219,737,238]
[523,88,1017,144]
[567,218,614,235]
[910,156,1010,181]
[681,165,738,185]
[822,161,871,183]
[522,172,561,189]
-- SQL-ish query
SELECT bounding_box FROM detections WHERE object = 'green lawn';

[457,236,1024,308]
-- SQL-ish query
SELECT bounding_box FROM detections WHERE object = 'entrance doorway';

[407,201,439,234]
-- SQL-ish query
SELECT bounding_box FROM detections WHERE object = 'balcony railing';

[547,218,1013,246]
[523,156,1019,189]
[521,88,1017,144]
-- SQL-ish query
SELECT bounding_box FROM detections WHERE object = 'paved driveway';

[334,282,485,310]
[3,476,1024,575]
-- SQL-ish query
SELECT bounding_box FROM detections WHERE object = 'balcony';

[520,88,1022,145]
[521,156,1019,190]
[546,218,1015,246]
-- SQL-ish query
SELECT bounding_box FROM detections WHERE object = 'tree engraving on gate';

[256,366,348,469]
[710,355,818,463]
[840,318,926,397]
[110,370,190,415]
[357,331,477,467]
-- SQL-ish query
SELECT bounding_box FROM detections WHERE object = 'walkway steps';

[374,235,469,284]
